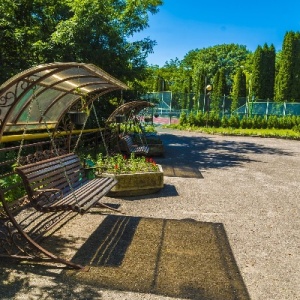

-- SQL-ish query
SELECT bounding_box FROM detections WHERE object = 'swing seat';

[15,153,118,214]
[119,134,149,156]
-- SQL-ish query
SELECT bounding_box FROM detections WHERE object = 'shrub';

[179,111,187,125]
[228,115,240,128]
[221,116,229,128]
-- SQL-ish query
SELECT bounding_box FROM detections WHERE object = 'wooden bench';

[119,134,149,156]
[15,153,119,215]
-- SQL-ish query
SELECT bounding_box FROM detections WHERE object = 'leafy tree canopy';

[0,0,163,84]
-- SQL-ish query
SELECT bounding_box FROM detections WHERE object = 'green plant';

[75,87,90,114]
[96,153,159,174]
[228,115,240,128]
[179,111,187,125]
[0,173,26,203]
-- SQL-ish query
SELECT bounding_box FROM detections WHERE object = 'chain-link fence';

[142,92,300,122]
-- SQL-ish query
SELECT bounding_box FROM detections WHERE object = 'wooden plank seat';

[15,153,119,215]
[120,134,149,156]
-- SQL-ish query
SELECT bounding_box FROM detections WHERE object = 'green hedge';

[179,111,300,131]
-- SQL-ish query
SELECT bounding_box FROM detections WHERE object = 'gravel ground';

[1,128,299,300]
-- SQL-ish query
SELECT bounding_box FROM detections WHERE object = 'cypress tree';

[264,44,276,100]
[275,31,300,101]
[252,45,263,99]
[211,68,226,113]
[231,68,246,112]
[252,44,276,100]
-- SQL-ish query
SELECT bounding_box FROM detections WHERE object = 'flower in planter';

[96,153,159,174]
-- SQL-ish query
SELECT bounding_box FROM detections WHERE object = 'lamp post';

[203,81,212,113]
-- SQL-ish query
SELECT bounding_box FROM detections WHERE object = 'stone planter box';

[99,164,164,197]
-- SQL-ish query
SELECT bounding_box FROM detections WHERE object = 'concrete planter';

[100,164,164,197]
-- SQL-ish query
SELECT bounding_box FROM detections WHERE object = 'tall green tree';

[251,45,263,99]
[231,68,246,111]
[211,68,227,113]
[263,44,276,100]
[251,44,275,100]
[275,31,300,101]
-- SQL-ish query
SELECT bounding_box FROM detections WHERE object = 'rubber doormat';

[162,165,204,178]
[67,215,250,300]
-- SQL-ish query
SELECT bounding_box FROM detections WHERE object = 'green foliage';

[221,116,229,128]
[0,0,163,85]
[228,115,240,128]
[174,114,300,139]
[179,111,187,125]
[195,111,206,127]
[275,31,300,101]
[231,68,246,111]
[267,115,279,128]
[252,44,276,100]
[211,68,227,113]
[0,173,25,202]
[192,44,250,93]
[187,112,196,125]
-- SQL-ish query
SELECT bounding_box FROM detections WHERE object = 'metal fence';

[142,92,300,120]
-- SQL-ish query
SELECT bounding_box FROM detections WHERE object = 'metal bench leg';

[0,196,87,271]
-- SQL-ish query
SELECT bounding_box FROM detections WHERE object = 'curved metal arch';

[106,100,155,124]
[55,87,123,131]
[0,62,128,137]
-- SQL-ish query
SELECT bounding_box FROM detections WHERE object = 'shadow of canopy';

[69,215,251,300]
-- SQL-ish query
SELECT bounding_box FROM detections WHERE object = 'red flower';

[115,164,118,169]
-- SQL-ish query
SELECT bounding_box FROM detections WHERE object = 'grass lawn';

[165,124,300,140]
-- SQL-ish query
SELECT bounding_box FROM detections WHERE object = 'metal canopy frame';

[0,62,128,137]
[106,100,155,124]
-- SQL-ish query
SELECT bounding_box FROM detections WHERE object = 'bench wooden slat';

[43,177,115,211]
[16,153,118,214]
[120,135,149,156]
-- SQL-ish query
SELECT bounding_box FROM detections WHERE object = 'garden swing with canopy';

[14,68,126,215]
[0,62,128,269]
[105,100,156,155]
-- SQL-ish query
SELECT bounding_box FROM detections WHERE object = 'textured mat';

[162,165,204,178]
[68,216,249,299]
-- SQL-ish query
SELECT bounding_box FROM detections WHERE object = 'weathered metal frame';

[0,62,128,135]
[106,100,155,124]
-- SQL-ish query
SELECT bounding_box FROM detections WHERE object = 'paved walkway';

[1,129,299,300]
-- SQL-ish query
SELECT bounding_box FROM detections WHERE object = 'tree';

[231,68,246,112]
[211,68,227,113]
[0,0,163,85]
[0,0,71,83]
[275,31,300,101]
[263,44,276,100]
[192,44,249,103]
[251,44,275,100]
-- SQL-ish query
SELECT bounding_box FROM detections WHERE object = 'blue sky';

[131,0,300,66]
